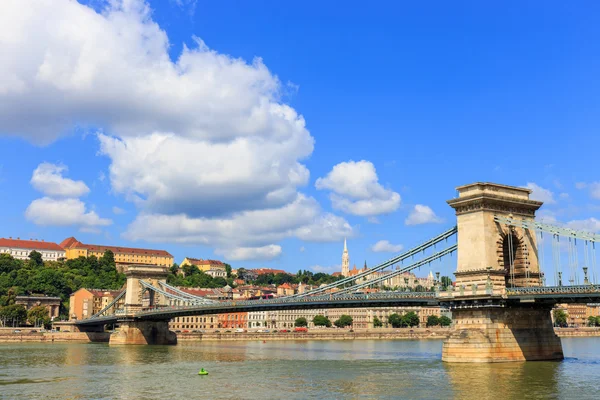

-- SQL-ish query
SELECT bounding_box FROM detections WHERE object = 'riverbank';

[1,327,599,343]
[178,327,451,342]
[0,331,110,343]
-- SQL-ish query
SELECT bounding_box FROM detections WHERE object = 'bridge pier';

[442,306,563,363]
[109,319,177,345]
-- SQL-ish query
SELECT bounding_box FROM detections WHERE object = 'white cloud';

[575,182,600,200]
[25,197,112,228]
[112,206,126,215]
[309,265,340,274]
[0,0,355,260]
[405,205,443,226]
[30,163,90,197]
[299,246,305,252]
[566,218,600,232]
[98,132,311,216]
[371,240,403,253]
[524,182,555,204]
[218,245,282,261]
[315,160,400,217]
[123,194,353,260]
[559,192,569,200]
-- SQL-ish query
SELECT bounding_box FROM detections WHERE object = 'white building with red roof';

[0,237,65,261]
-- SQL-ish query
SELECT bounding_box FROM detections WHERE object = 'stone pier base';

[442,306,563,363]
[109,319,177,345]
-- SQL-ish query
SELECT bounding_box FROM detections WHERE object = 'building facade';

[69,288,125,320]
[180,258,226,273]
[60,237,173,270]
[15,295,61,319]
[0,238,65,261]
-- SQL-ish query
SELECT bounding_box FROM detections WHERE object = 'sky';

[1,0,600,277]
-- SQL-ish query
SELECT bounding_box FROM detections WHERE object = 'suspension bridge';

[72,182,600,363]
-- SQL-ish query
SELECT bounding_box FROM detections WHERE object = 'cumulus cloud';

[316,160,400,217]
[0,0,354,259]
[98,132,311,217]
[218,245,282,261]
[371,240,403,253]
[405,205,443,226]
[112,206,126,215]
[30,163,90,197]
[25,197,111,228]
[26,162,110,231]
[575,182,600,200]
[524,182,556,204]
[567,218,600,232]
[123,194,353,260]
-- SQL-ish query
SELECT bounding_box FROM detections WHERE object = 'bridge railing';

[135,291,438,314]
[507,285,600,296]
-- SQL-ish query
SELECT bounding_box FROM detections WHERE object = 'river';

[1,338,599,399]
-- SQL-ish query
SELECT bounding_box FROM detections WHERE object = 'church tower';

[342,238,349,277]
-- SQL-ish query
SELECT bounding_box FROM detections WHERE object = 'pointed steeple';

[341,238,350,277]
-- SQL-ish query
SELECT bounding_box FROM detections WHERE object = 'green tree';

[402,311,420,327]
[388,313,404,328]
[0,304,27,326]
[440,276,452,289]
[553,309,568,327]
[28,251,44,267]
[373,316,383,328]
[439,316,452,327]
[295,317,308,327]
[313,315,331,328]
[0,287,17,307]
[27,305,51,329]
[334,314,353,328]
[426,315,440,327]
[313,315,332,327]
[224,263,232,278]
[170,263,179,275]
[213,277,228,287]
[588,316,598,327]
[101,250,115,266]
[236,268,248,281]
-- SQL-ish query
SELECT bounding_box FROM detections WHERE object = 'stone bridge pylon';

[109,265,177,345]
[442,182,563,362]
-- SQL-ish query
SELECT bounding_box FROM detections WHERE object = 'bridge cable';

[289,226,457,298]
[331,244,457,296]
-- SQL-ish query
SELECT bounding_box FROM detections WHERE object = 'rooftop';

[60,237,172,257]
[0,238,65,252]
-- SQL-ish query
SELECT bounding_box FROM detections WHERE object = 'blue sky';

[1,0,599,277]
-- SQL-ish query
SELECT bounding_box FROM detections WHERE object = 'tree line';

[0,250,125,321]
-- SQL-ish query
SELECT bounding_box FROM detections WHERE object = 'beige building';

[557,303,600,327]
[180,258,227,273]
[250,306,443,330]
[60,237,173,271]
[15,295,61,319]
[69,288,125,320]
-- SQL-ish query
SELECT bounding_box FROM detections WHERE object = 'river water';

[1,338,599,399]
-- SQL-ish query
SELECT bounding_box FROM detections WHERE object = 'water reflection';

[1,338,599,400]
[445,361,561,400]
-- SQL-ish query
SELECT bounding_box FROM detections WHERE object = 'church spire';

[342,238,350,277]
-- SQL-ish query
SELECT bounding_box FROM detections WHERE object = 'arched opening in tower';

[502,232,526,287]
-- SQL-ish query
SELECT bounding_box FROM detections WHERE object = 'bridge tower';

[442,182,563,362]
[109,265,177,345]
